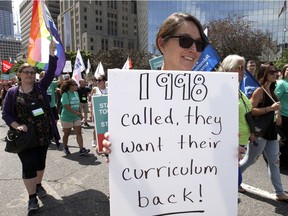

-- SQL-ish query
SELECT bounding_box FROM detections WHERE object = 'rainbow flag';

[27,0,65,76]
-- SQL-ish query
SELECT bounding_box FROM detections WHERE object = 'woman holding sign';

[103,12,209,156]
[91,75,108,154]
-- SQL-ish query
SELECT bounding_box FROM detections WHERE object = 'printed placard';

[108,70,238,216]
[92,95,108,153]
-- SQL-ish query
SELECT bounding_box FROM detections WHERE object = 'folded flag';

[72,49,85,85]
[1,60,13,73]
[27,0,66,77]
[192,44,221,71]
[239,71,260,98]
[94,62,105,79]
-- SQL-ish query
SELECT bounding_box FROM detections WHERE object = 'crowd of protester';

[1,11,288,213]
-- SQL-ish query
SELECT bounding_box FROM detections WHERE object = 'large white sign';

[63,60,72,73]
[108,70,239,216]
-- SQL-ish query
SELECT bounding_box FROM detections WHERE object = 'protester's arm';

[250,88,281,116]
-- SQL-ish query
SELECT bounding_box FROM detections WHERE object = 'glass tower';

[141,0,287,55]
[0,1,14,38]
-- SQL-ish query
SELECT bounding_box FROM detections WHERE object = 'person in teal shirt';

[39,72,63,147]
[60,79,90,156]
[275,64,288,169]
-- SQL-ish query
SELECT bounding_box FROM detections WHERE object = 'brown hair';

[280,64,288,79]
[60,79,77,95]
[156,13,208,54]
[17,63,36,83]
[257,62,278,101]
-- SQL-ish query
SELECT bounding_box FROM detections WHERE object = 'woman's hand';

[238,146,246,160]
[270,102,281,111]
[49,40,56,57]
[16,124,28,132]
[103,132,111,162]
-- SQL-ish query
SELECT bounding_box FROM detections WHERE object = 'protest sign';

[149,56,163,70]
[108,70,238,216]
[92,95,108,153]
[63,60,72,73]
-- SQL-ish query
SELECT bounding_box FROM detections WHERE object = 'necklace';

[20,85,33,94]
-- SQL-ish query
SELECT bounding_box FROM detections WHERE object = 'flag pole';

[285,4,287,50]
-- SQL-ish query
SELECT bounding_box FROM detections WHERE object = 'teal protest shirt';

[60,91,80,122]
[47,81,57,108]
[275,79,288,117]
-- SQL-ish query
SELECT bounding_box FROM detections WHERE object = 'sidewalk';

[0,117,110,216]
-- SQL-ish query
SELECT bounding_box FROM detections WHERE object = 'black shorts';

[18,145,49,179]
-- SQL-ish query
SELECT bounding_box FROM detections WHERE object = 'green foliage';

[65,50,92,68]
[206,15,277,62]
[274,48,288,70]
[90,48,153,78]
[8,60,25,73]
[64,48,153,80]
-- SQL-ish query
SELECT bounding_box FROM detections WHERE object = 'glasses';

[97,80,104,82]
[165,35,207,52]
[22,70,36,75]
[236,66,244,71]
[268,70,277,75]
[71,83,78,86]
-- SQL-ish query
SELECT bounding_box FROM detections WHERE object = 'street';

[0,115,288,216]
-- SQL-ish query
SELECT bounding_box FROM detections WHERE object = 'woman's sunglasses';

[164,35,207,52]
[268,70,277,75]
[236,65,245,71]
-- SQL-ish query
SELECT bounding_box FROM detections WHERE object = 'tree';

[205,16,277,62]
[9,60,25,74]
[90,47,153,79]
[65,50,92,68]
[274,48,288,70]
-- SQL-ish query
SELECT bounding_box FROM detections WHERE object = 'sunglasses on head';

[165,35,207,52]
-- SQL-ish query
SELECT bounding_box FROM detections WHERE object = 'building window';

[90,38,93,42]
[84,7,87,12]
[84,15,87,21]
[84,23,87,28]
[91,46,94,50]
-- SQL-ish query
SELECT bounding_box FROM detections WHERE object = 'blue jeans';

[239,137,284,195]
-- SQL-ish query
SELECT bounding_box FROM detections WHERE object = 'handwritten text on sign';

[108,70,238,216]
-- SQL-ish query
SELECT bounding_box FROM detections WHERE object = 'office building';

[57,0,138,52]
[0,1,14,38]
[0,38,21,62]
[0,1,20,63]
